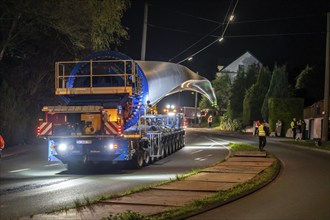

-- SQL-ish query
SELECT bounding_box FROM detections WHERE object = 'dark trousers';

[292,128,296,139]
[258,136,266,151]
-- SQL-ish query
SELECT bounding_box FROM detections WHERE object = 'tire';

[164,139,169,156]
[143,150,150,165]
[130,150,144,169]
[158,142,165,159]
[171,139,175,153]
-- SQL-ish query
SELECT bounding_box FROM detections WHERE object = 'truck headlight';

[58,143,67,151]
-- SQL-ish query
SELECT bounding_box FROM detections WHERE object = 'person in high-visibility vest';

[0,134,5,159]
[257,122,268,151]
[290,118,297,139]
[208,115,213,128]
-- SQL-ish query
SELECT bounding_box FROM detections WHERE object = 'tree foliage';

[228,65,258,120]
[199,73,232,112]
[0,0,130,61]
[261,64,292,120]
[243,66,271,125]
[295,65,323,106]
[0,0,130,145]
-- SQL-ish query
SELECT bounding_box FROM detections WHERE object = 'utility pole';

[141,3,148,61]
[322,12,329,142]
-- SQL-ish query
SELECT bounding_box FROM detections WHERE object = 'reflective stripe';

[258,125,266,136]
[105,122,119,134]
[39,122,52,135]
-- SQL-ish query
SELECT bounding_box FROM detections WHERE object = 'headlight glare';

[58,143,67,151]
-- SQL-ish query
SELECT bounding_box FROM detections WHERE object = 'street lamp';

[229,15,234,21]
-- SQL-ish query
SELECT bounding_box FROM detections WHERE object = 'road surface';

[187,130,330,220]
[0,128,229,219]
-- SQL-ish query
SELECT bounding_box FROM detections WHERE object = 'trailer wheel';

[129,150,144,169]
[164,139,169,156]
[171,139,176,153]
[143,150,150,165]
[175,137,180,151]
[159,141,165,159]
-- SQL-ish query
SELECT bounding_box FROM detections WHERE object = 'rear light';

[118,125,122,135]
[105,143,118,150]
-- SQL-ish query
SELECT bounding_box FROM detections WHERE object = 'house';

[303,100,330,140]
[216,51,262,82]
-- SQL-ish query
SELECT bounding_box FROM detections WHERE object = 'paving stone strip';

[22,151,275,220]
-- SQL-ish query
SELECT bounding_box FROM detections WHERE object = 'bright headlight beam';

[58,143,67,151]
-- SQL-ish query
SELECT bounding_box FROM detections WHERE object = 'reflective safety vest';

[258,125,266,136]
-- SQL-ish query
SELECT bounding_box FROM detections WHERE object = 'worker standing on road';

[208,115,213,128]
[0,134,5,159]
[291,118,297,139]
[257,122,269,151]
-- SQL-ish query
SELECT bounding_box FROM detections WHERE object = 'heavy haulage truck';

[37,51,216,170]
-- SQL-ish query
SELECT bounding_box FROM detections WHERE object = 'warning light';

[37,126,41,136]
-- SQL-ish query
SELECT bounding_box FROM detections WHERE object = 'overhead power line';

[168,0,234,62]
[176,0,239,64]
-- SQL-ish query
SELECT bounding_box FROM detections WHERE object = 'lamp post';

[141,3,148,61]
[322,12,329,142]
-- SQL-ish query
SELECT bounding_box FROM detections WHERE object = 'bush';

[219,116,243,131]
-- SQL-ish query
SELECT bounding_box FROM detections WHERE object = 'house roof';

[220,51,261,74]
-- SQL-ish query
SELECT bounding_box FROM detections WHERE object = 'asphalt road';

[0,128,230,219]
[187,131,330,220]
[1,129,329,220]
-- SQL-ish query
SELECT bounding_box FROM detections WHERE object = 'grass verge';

[103,143,280,220]
[281,140,330,151]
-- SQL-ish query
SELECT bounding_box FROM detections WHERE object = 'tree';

[212,73,232,111]
[295,65,323,106]
[199,72,232,113]
[228,65,258,120]
[243,66,271,125]
[261,64,292,120]
[0,0,130,61]
[0,0,130,145]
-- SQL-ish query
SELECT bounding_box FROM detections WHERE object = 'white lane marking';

[194,157,207,161]
[44,163,61,167]
[206,137,232,160]
[192,150,203,154]
[9,168,30,173]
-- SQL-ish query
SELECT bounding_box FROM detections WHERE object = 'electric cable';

[177,0,239,64]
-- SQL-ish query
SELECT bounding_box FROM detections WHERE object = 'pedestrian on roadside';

[257,122,269,151]
[0,134,5,160]
[296,119,303,141]
[254,120,260,136]
[208,115,213,128]
[301,119,306,139]
[275,119,282,137]
[290,118,297,140]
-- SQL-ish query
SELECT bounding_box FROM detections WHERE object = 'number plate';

[76,140,92,144]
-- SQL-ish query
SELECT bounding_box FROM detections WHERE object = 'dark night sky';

[119,0,330,108]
